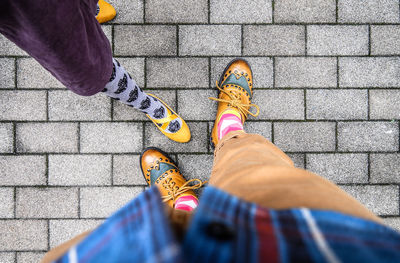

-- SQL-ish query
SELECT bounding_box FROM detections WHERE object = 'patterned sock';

[217,109,244,140]
[174,195,198,212]
[102,59,182,133]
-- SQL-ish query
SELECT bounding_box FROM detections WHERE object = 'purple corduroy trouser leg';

[0,0,112,96]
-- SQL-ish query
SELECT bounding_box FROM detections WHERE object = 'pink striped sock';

[174,195,198,212]
[217,112,244,140]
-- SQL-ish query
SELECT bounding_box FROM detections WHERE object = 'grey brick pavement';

[1,0,400,258]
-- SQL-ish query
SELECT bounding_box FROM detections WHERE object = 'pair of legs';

[0,0,190,143]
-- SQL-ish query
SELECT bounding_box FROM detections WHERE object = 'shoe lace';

[161,178,208,203]
[209,81,260,118]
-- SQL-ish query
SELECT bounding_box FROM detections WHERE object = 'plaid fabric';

[55,186,400,263]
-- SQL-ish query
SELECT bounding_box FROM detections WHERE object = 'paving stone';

[49,90,111,121]
[178,90,218,121]
[307,154,368,183]
[107,0,144,23]
[0,188,14,218]
[370,154,400,183]
[287,153,305,169]
[81,122,142,153]
[16,252,46,263]
[179,25,241,56]
[339,57,400,88]
[147,58,208,88]
[0,156,46,186]
[384,218,400,232]
[178,154,214,183]
[338,0,400,23]
[17,58,64,88]
[245,122,272,141]
[16,123,78,153]
[0,220,47,250]
[115,58,145,88]
[49,219,102,248]
[370,90,400,119]
[274,0,336,23]
[16,187,78,218]
[211,57,273,88]
[0,123,13,153]
[0,34,27,56]
[276,57,337,88]
[371,26,400,55]
[101,25,112,44]
[80,187,143,218]
[113,155,146,185]
[113,90,175,121]
[146,0,207,23]
[243,26,305,56]
[249,90,304,120]
[0,58,15,89]
[210,0,272,23]
[0,253,14,263]
[338,122,399,152]
[114,26,176,56]
[307,25,369,56]
[0,90,47,121]
[49,155,112,186]
[144,122,208,153]
[306,89,368,120]
[274,122,336,152]
[341,185,399,216]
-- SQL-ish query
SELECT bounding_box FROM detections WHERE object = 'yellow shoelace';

[209,81,260,118]
[161,178,208,203]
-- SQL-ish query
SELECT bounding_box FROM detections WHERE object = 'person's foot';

[209,59,260,148]
[96,0,116,24]
[140,147,205,210]
[145,94,191,143]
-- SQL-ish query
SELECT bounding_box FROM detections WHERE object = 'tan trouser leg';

[209,131,382,223]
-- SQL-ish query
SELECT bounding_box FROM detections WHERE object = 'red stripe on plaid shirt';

[256,208,279,263]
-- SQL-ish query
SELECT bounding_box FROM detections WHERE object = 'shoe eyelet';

[229,70,231,73]
[245,73,248,77]
[248,78,250,81]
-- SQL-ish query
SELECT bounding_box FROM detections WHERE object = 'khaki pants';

[42,132,381,262]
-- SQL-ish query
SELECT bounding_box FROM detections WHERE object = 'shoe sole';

[210,58,253,150]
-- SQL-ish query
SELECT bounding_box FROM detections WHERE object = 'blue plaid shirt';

[55,186,400,263]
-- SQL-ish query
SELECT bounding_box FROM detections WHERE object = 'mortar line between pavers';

[304,25,307,56]
[176,25,179,56]
[13,186,16,218]
[335,0,338,23]
[241,25,244,56]
[47,219,50,250]
[303,154,307,170]
[143,0,146,22]
[110,98,114,121]
[13,251,16,263]
[398,186,400,215]
[112,25,115,55]
[12,122,16,153]
[271,0,275,24]
[335,121,338,151]
[368,25,371,56]
[207,0,210,24]
[77,122,81,153]
[46,91,49,121]
[303,89,307,120]
[45,154,49,185]
[367,89,370,120]
[14,58,17,89]
[336,56,339,88]
[271,122,275,143]
[142,122,145,150]
[144,57,147,89]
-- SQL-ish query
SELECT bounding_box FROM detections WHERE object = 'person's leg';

[209,59,382,223]
[0,0,190,142]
